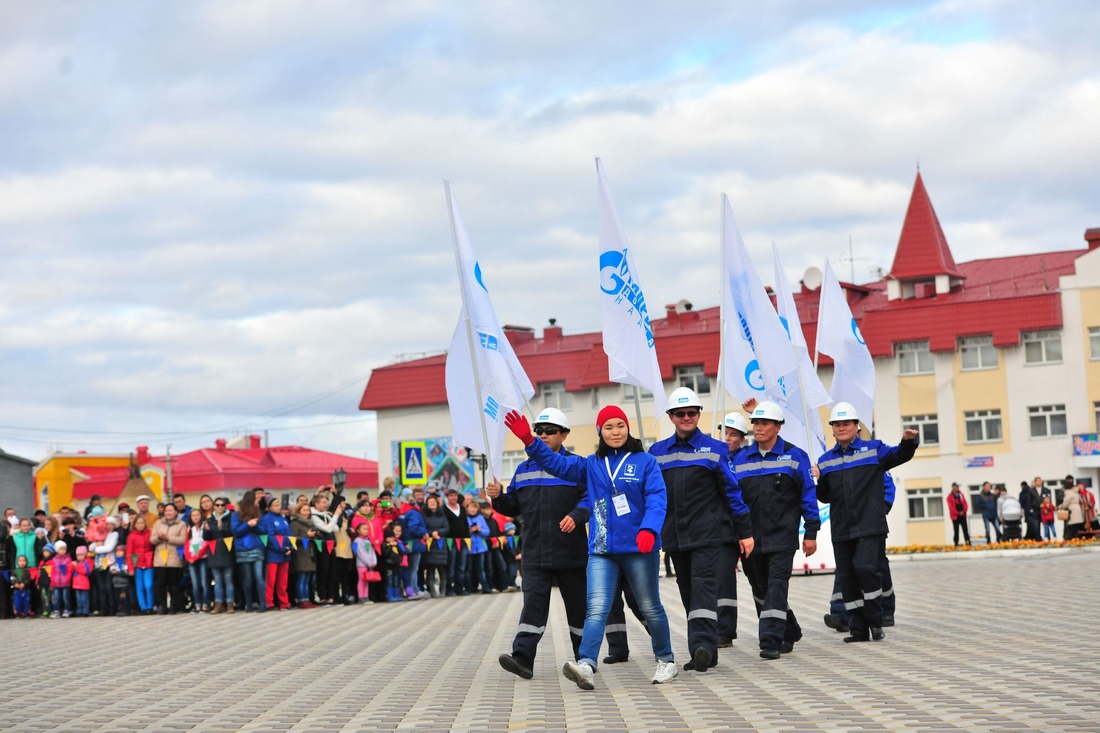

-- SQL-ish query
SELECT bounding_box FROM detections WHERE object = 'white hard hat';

[723,412,749,435]
[667,387,703,411]
[750,401,785,423]
[534,407,569,430]
[829,402,860,424]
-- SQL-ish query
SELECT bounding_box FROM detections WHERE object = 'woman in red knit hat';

[505,405,677,690]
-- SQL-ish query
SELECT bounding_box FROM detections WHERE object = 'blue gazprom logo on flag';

[744,359,765,392]
[478,332,499,351]
[851,317,865,345]
[600,248,655,348]
[484,396,500,421]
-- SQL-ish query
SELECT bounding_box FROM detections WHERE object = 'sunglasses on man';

[669,409,700,419]
[533,426,563,436]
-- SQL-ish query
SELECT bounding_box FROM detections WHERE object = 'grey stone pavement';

[3,549,1100,733]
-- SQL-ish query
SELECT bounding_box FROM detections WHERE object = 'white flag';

[597,158,667,414]
[771,243,830,457]
[443,182,535,482]
[719,194,798,403]
[816,260,876,430]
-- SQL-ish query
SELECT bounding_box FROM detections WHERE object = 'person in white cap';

[816,402,918,644]
[487,407,589,681]
[730,400,819,660]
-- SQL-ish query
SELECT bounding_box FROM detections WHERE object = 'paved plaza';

[3,549,1099,733]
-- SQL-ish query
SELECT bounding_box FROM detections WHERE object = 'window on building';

[539,381,572,410]
[675,365,711,395]
[907,487,945,520]
[1028,404,1067,438]
[902,414,939,446]
[958,335,997,371]
[501,450,527,481]
[1090,326,1100,360]
[1022,329,1062,364]
[964,409,1002,443]
[1095,401,1100,431]
[896,340,933,376]
[621,384,653,401]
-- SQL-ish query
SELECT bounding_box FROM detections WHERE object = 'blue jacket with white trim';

[816,436,918,541]
[525,438,666,556]
[492,447,589,569]
[649,429,752,551]
[730,437,819,553]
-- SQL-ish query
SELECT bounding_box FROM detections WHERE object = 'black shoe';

[717,636,735,648]
[685,647,714,672]
[823,614,850,633]
[843,632,870,643]
[602,654,629,664]
[780,641,794,654]
[871,627,885,641]
[759,648,781,660]
[882,615,895,627]
[498,654,533,680]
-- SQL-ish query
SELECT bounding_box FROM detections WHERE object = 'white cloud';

[1,1,1098,464]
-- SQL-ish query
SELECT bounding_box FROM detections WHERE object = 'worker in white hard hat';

[729,400,820,660]
[487,406,589,680]
[723,412,750,454]
[816,402,918,644]
[647,387,754,673]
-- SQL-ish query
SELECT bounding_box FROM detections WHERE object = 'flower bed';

[886,537,1100,554]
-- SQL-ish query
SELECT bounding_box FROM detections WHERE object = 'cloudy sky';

[1,1,1097,463]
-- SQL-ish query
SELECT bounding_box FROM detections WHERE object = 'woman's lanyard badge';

[605,455,632,517]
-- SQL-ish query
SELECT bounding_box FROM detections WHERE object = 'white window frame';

[964,409,1002,444]
[621,384,653,401]
[1022,329,1062,365]
[675,365,711,395]
[539,381,572,410]
[896,340,933,376]
[1095,401,1100,432]
[1089,326,1100,361]
[958,335,997,371]
[501,450,527,482]
[906,487,945,521]
[1028,404,1067,438]
[902,413,939,446]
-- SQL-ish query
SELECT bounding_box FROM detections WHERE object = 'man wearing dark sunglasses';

[649,387,754,674]
[487,407,590,681]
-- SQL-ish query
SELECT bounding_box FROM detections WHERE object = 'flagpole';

[713,336,725,436]
[631,385,646,442]
[444,180,497,484]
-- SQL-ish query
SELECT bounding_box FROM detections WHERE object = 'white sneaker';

[651,660,678,684]
[562,661,595,690]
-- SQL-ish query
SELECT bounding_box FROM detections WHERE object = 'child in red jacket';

[48,540,74,618]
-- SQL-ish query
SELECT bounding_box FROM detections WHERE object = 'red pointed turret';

[888,172,964,281]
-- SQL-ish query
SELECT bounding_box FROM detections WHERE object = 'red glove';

[636,529,656,554]
[504,410,535,447]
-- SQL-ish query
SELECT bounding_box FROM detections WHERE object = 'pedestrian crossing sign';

[400,441,427,485]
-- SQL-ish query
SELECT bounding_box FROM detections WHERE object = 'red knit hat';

[596,405,630,431]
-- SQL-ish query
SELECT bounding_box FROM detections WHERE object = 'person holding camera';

[310,492,345,605]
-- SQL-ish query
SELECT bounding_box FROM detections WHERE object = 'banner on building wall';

[965,456,994,468]
[392,437,477,496]
[1073,433,1100,456]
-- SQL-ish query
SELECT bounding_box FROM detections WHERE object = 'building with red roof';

[360,172,1100,546]
[38,435,378,513]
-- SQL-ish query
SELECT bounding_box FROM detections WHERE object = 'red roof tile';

[888,172,965,281]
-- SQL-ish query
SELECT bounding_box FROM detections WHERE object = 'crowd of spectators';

[0,480,520,619]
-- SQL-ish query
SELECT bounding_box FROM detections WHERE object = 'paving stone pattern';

[3,551,1099,732]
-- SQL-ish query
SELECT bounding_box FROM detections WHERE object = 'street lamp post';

[331,467,347,493]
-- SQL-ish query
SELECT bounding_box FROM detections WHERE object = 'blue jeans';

[467,552,490,593]
[75,589,90,616]
[189,559,211,607]
[405,552,422,590]
[211,565,235,604]
[447,547,467,594]
[134,567,155,611]
[295,571,314,603]
[580,552,673,668]
[52,587,72,615]
[1043,521,1057,540]
[982,515,1002,543]
[237,559,265,608]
